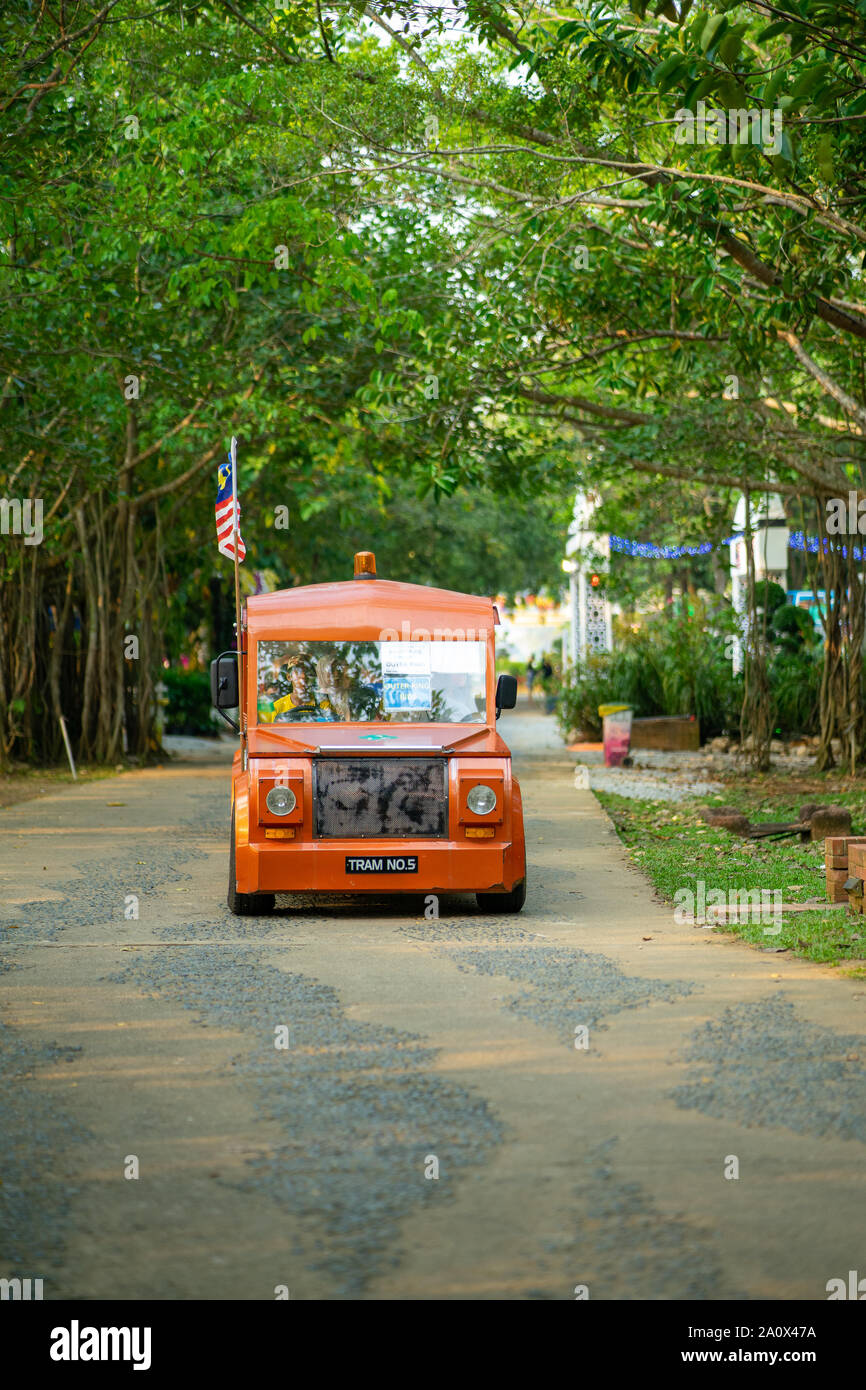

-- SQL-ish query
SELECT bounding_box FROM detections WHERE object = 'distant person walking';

[526,659,537,701]
[540,656,556,713]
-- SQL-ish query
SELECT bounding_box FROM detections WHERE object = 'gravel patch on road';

[553,1137,736,1300]
[0,855,199,1280]
[671,996,866,1144]
[159,916,302,944]
[397,919,541,945]
[0,1017,87,1279]
[447,945,693,1045]
[398,922,694,1045]
[0,852,197,941]
[176,808,232,838]
[109,943,503,1295]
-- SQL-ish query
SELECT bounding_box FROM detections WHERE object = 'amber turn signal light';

[265,827,296,839]
[354,551,376,579]
[464,826,495,839]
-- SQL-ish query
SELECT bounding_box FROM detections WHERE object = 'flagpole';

[230,435,244,752]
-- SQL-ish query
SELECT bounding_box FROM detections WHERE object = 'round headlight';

[467,783,497,816]
[266,785,297,816]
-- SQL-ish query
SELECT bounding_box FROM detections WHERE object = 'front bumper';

[235,837,522,895]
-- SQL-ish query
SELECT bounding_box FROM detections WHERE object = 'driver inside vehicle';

[260,656,337,723]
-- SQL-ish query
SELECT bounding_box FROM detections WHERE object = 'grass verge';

[595,785,866,976]
[0,764,123,810]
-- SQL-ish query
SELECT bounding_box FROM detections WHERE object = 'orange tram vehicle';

[211,551,526,915]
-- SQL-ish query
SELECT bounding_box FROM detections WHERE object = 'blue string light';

[789,531,863,560]
[607,531,864,561]
[609,533,735,559]
[788,530,822,555]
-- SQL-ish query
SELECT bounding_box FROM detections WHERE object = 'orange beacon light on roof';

[210,551,526,916]
[353,551,376,578]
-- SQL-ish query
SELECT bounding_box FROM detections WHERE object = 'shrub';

[556,592,829,745]
[771,603,815,652]
[770,647,821,736]
[556,655,614,739]
[557,599,742,741]
[163,668,216,737]
[753,579,788,619]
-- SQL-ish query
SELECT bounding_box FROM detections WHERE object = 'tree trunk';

[803,495,865,773]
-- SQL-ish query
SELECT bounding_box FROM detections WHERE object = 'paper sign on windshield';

[383,674,432,710]
[380,642,431,676]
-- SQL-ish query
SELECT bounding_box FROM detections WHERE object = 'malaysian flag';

[215,440,246,562]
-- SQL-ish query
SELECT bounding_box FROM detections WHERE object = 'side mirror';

[210,651,240,731]
[495,673,518,719]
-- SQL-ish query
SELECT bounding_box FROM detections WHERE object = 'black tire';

[228,807,275,916]
[476,868,526,914]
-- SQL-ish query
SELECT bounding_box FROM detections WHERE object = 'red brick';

[828,839,866,861]
[826,836,853,856]
[828,873,852,905]
[825,834,866,860]
[848,846,866,876]
[827,866,851,884]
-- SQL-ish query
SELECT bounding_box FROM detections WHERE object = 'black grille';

[314,758,448,838]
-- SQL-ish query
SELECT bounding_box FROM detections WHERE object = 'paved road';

[1,708,865,1300]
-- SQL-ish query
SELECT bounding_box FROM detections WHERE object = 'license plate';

[345,855,418,874]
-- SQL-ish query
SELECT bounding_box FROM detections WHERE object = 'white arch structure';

[563,491,613,670]
[729,492,790,674]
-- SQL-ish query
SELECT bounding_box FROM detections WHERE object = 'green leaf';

[689,9,709,43]
[652,52,685,85]
[692,73,720,104]
[716,76,749,107]
[717,31,742,66]
[700,15,727,54]
[757,20,794,41]
[816,131,834,183]
[789,63,833,102]
[763,69,788,106]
